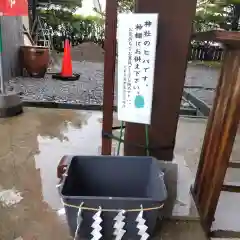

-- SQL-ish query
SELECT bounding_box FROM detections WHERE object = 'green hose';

[116,121,150,156]
[145,125,150,156]
[116,121,124,156]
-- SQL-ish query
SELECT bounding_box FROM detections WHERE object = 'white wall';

[22,16,29,31]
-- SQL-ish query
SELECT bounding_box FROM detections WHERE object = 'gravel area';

[7,61,109,105]
[6,42,108,105]
[6,61,220,109]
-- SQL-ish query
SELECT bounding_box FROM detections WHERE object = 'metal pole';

[0,16,5,94]
[101,0,117,155]
[0,16,23,118]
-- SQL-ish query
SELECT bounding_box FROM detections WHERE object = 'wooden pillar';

[124,0,197,160]
[192,31,240,232]
[101,0,117,155]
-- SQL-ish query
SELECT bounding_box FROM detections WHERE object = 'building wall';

[0,16,24,81]
[22,16,29,31]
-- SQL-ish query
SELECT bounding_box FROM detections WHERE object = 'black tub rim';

[58,155,167,203]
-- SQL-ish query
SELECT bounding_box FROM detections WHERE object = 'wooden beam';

[101,0,117,155]
[229,161,240,168]
[193,47,240,231]
[211,230,240,239]
[124,0,197,159]
[222,184,240,193]
[192,30,240,47]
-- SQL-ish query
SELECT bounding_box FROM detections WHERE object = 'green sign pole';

[0,16,5,94]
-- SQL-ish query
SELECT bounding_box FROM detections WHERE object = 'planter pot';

[20,46,49,78]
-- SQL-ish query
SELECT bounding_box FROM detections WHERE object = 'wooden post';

[124,0,197,160]
[192,31,240,233]
[101,0,117,155]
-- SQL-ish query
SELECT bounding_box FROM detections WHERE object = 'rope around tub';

[61,200,164,212]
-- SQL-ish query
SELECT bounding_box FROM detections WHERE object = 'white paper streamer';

[113,210,126,240]
[74,202,84,240]
[136,205,149,240]
[91,207,103,240]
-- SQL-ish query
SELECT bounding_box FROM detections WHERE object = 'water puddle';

[34,110,103,210]
[0,108,104,239]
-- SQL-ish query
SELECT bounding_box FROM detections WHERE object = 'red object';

[57,156,69,179]
[0,0,28,16]
[61,39,73,77]
[52,40,79,80]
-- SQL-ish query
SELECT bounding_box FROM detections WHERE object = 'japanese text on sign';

[117,14,158,124]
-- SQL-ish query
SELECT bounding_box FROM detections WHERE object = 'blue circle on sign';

[134,95,145,108]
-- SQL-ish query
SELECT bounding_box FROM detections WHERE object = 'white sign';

[117,13,158,125]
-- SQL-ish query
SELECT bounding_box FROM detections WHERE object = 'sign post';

[101,0,117,155]
[124,0,197,159]
[117,14,158,125]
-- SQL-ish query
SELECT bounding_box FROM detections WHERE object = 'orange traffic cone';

[52,39,80,81]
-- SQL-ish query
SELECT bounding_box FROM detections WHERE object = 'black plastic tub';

[59,156,167,239]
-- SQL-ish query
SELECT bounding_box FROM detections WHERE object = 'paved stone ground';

[184,88,216,107]
[6,62,220,108]
[185,64,220,89]
[184,64,220,107]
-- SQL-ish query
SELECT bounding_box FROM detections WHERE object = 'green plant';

[38,7,105,51]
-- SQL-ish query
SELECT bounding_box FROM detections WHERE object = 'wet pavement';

[0,108,239,240]
[0,108,121,240]
[175,117,240,235]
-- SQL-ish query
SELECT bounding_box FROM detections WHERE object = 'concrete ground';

[184,63,220,108]
[0,107,239,240]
